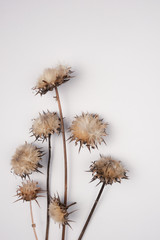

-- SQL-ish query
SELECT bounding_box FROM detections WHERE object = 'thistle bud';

[16,180,43,202]
[49,195,76,227]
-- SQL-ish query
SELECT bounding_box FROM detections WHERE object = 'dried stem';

[29,200,38,240]
[62,225,66,240]
[55,86,68,240]
[77,182,106,240]
[45,134,51,240]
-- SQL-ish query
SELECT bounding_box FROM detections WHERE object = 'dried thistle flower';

[69,113,108,151]
[31,111,61,141]
[34,64,73,95]
[11,142,44,178]
[15,180,43,203]
[49,195,76,227]
[90,156,128,185]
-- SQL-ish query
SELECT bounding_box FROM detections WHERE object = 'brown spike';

[87,145,91,152]
[78,142,83,152]
[68,209,77,215]
[66,202,76,208]
[13,198,23,203]
[35,199,40,207]
[66,222,72,229]
[36,169,43,174]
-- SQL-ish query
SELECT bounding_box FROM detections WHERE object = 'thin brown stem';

[45,134,51,240]
[78,182,106,240]
[62,225,66,240]
[29,200,38,240]
[55,86,68,240]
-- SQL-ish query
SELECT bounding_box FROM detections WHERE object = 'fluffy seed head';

[31,111,61,141]
[34,64,73,95]
[11,143,43,178]
[90,156,128,185]
[49,195,76,227]
[16,180,43,202]
[69,113,107,151]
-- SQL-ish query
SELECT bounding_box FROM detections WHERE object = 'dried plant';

[11,143,43,178]
[69,113,107,151]
[31,111,61,141]
[15,180,43,203]
[49,195,76,227]
[33,65,73,95]
[32,64,74,240]
[31,111,61,240]
[77,157,128,240]
[15,180,44,240]
[90,156,128,184]
[11,63,129,240]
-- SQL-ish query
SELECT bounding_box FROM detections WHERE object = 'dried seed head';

[11,142,43,178]
[90,156,128,185]
[69,113,107,151]
[49,195,76,227]
[34,65,73,95]
[31,111,61,141]
[16,180,43,202]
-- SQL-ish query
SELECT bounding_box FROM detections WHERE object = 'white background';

[0,0,160,239]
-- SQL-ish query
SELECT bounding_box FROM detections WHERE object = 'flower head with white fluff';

[31,111,61,141]
[49,195,76,227]
[69,113,108,151]
[11,142,44,178]
[90,156,128,185]
[34,65,73,95]
[15,180,43,203]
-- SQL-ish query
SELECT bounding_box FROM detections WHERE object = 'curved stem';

[29,200,38,240]
[45,134,51,240]
[78,182,106,240]
[55,86,68,240]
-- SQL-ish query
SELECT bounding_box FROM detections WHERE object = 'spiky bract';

[90,156,128,185]
[69,113,107,151]
[49,195,76,227]
[16,180,43,202]
[11,143,43,178]
[31,111,61,141]
[34,65,73,95]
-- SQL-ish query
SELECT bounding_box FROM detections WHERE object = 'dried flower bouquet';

[11,64,128,240]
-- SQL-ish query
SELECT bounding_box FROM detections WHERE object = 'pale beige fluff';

[90,156,128,185]
[34,64,72,95]
[16,180,42,202]
[49,196,68,225]
[69,113,107,151]
[31,111,61,140]
[11,143,43,178]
